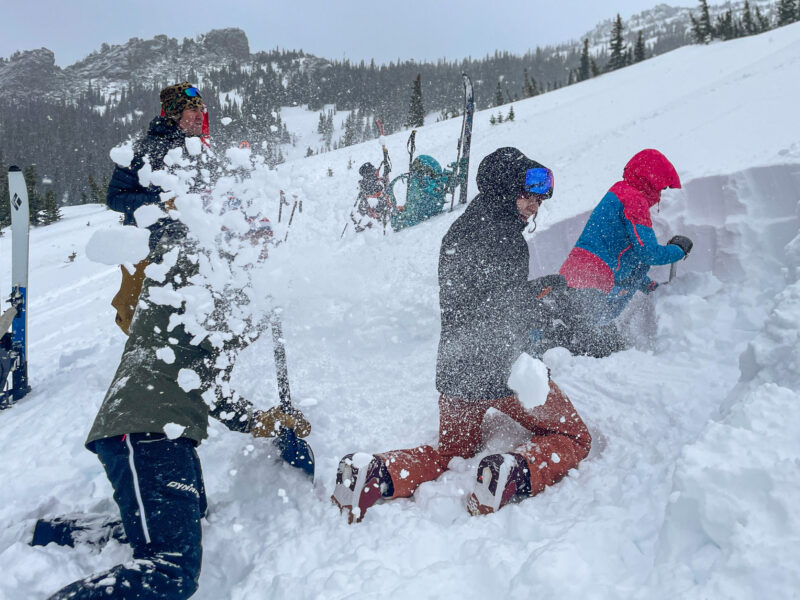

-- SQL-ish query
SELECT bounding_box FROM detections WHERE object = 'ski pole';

[407,130,416,173]
[284,200,298,243]
[375,119,392,235]
[279,190,290,223]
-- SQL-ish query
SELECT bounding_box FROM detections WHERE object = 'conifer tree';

[406,74,425,128]
[755,5,771,31]
[343,111,358,147]
[522,69,539,97]
[690,0,714,44]
[522,69,533,97]
[578,39,592,81]
[777,0,797,25]
[568,70,577,85]
[42,190,62,225]
[507,105,515,121]
[634,31,646,62]
[742,1,757,35]
[23,165,43,226]
[715,10,735,40]
[88,175,105,204]
[494,82,505,107]
[607,14,628,72]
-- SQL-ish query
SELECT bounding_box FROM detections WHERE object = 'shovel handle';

[269,311,293,412]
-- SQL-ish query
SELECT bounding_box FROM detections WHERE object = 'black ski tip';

[8,165,21,172]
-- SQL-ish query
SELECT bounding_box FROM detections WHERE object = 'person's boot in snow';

[467,453,531,516]
[331,453,393,523]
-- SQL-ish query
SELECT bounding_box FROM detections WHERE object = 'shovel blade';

[274,428,315,480]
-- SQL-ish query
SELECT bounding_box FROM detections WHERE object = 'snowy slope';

[1,22,800,600]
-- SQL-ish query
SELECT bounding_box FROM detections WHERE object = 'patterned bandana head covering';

[159,82,204,121]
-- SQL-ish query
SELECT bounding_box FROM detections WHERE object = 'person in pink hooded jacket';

[555,149,692,355]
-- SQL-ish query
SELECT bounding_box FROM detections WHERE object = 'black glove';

[667,235,693,257]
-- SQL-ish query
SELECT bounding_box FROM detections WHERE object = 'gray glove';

[667,235,693,258]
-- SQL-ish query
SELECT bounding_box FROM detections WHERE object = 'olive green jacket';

[87,230,254,450]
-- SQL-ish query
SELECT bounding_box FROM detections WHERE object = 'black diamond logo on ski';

[12,193,22,210]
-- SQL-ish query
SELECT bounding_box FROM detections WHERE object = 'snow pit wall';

[637,164,800,598]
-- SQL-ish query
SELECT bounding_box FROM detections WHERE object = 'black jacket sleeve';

[106,160,162,225]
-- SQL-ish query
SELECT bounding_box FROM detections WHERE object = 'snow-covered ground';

[1,21,800,600]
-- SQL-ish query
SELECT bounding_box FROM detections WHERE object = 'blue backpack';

[387,155,462,231]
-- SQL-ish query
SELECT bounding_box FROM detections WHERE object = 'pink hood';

[622,149,681,207]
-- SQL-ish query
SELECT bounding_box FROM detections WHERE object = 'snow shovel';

[660,262,678,285]
[270,310,315,480]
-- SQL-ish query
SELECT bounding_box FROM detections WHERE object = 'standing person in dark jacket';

[331,147,591,522]
[108,81,209,334]
[48,85,311,600]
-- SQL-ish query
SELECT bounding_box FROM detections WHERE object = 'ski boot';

[467,453,531,516]
[331,453,392,523]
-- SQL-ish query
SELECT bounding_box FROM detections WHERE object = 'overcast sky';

[1,0,674,67]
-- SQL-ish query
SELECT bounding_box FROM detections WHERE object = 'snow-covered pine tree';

[42,190,62,225]
[578,39,592,81]
[742,1,757,35]
[522,69,539,98]
[690,0,714,44]
[406,74,424,128]
[755,5,771,31]
[23,166,43,226]
[494,82,504,107]
[777,0,798,25]
[634,32,646,63]
[606,15,627,72]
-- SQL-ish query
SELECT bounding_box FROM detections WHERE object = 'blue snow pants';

[48,433,207,600]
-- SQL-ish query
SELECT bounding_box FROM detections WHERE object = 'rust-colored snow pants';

[376,381,591,499]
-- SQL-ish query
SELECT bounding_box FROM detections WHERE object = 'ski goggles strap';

[524,167,554,196]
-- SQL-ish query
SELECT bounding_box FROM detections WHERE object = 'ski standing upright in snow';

[452,73,475,210]
[1,166,31,408]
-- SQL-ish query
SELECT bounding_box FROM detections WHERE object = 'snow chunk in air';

[86,227,149,266]
[177,368,202,392]
[163,422,186,439]
[351,452,375,469]
[109,141,134,167]
[156,347,176,365]
[185,137,203,156]
[508,352,549,409]
[133,204,167,229]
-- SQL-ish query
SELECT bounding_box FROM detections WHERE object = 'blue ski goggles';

[524,167,554,197]
[183,86,202,98]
